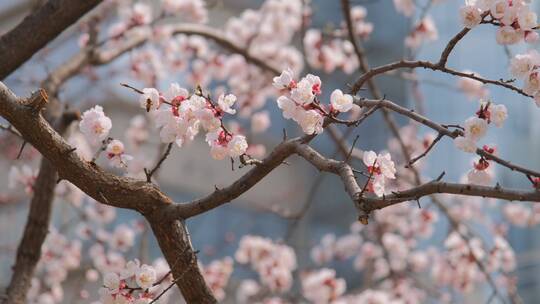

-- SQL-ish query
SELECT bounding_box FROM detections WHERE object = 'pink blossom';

[330,89,354,113]
[79,105,112,145]
[301,268,346,304]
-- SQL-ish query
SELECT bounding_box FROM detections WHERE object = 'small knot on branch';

[435,171,446,182]
[26,89,48,114]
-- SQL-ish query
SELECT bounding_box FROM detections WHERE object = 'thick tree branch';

[172,136,370,220]
[0,0,103,79]
[172,137,305,219]
[147,216,216,304]
[5,115,76,304]
[172,123,540,223]
[5,159,57,304]
[0,83,172,212]
[0,82,216,303]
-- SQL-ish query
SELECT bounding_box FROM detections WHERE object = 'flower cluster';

[304,5,372,74]
[99,259,157,304]
[220,0,304,115]
[79,106,136,170]
[236,280,261,303]
[308,208,437,303]
[362,151,397,196]
[104,0,306,119]
[510,50,540,106]
[27,230,82,304]
[311,233,362,264]
[200,257,234,301]
[137,83,249,160]
[431,231,515,292]
[106,140,133,168]
[235,235,297,293]
[487,235,517,273]
[274,69,354,134]
[460,0,538,44]
[162,0,207,23]
[106,0,207,41]
[301,268,346,304]
[454,99,507,185]
[79,105,112,146]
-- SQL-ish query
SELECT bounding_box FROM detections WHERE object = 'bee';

[145,98,152,112]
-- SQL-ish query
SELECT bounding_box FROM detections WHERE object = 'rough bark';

[148,212,217,303]
[4,106,78,304]
[0,0,103,79]
[0,82,217,302]
[5,159,57,304]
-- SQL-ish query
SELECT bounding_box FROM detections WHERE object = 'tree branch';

[361,180,540,212]
[355,98,540,177]
[339,0,417,180]
[145,143,173,183]
[0,81,216,302]
[147,216,216,303]
[350,14,528,98]
[41,22,282,104]
[0,82,174,212]
[351,59,529,98]
[5,114,76,304]
[172,137,305,219]
[0,0,103,79]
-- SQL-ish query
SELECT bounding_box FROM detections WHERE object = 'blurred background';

[1,0,540,303]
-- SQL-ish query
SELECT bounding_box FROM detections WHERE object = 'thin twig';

[148,248,197,304]
[406,132,444,167]
[345,135,360,162]
[120,83,144,94]
[16,141,27,159]
[355,98,540,178]
[145,143,173,183]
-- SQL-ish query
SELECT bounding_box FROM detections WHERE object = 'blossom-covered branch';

[0,81,217,303]
[43,22,281,99]
[354,98,540,178]
[3,0,540,302]
[350,10,533,99]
